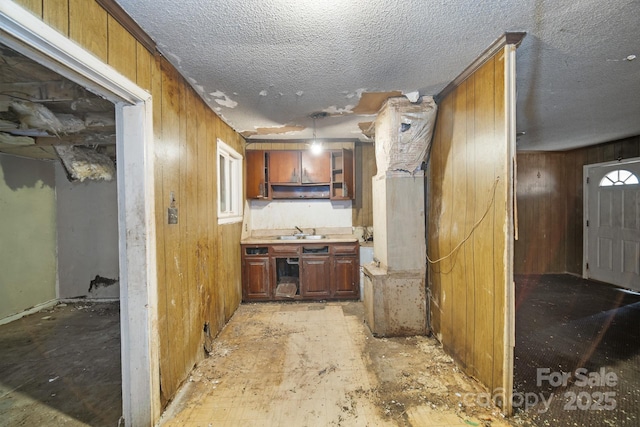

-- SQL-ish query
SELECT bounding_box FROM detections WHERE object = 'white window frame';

[217,138,243,224]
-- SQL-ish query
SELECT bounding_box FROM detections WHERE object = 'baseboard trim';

[0,299,58,326]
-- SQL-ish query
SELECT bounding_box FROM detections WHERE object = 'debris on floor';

[159,302,530,426]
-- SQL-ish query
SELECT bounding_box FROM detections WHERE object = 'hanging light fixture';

[310,115,322,154]
[309,112,327,155]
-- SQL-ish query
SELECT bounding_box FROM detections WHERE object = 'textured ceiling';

[116,0,640,151]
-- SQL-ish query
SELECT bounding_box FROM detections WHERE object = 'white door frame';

[583,156,640,281]
[0,2,160,425]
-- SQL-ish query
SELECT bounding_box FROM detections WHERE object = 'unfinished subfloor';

[0,302,121,426]
[160,301,520,427]
[515,274,640,427]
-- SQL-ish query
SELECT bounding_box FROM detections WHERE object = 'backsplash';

[249,199,352,230]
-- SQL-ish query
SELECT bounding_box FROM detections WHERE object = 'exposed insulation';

[57,113,86,133]
[9,100,63,136]
[0,132,34,146]
[55,145,116,182]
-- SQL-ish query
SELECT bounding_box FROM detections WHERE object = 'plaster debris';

[210,90,238,108]
[259,90,268,96]
[296,91,304,97]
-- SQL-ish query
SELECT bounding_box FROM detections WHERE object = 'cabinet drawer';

[332,243,358,255]
[243,246,269,256]
[271,245,300,256]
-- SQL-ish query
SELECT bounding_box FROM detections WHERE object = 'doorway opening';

[0,3,158,424]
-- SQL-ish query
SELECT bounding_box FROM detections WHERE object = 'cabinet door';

[246,150,267,199]
[269,151,300,183]
[332,256,359,298]
[301,256,331,298]
[243,257,271,300]
[301,151,331,183]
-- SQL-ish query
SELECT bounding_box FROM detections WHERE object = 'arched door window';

[599,169,639,187]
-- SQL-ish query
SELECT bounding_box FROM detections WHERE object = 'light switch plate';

[168,207,178,224]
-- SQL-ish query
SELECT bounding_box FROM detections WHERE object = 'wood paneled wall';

[428,48,513,404]
[514,153,568,273]
[515,136,640,275]
[11,0,245,410]
[246,141,376,227]
[352,143,375,227]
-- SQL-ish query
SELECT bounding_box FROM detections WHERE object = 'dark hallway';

[514,274,640,426]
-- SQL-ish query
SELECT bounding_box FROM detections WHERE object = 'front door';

[585,158,640,291]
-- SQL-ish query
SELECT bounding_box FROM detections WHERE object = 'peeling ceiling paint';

[116,0,640,150]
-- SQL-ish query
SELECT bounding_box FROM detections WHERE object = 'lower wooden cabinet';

[332,256,359,298]
[241,242,359,301]
[242,256,271,300]
[301,256,332,298]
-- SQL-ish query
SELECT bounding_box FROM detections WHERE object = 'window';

[599,169,639,187]
[217,139,243,224]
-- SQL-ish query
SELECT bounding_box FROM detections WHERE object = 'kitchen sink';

[275,235,300,240]
[274,234,327,240]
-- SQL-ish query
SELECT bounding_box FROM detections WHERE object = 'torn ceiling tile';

[352,91,403,115]
[242,125,306,137]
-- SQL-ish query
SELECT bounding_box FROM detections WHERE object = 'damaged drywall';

[55,163,119,300]
[88,275,119,293]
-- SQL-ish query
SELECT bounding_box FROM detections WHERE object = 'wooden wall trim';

[95,0,157,54]
[436,31,526,103]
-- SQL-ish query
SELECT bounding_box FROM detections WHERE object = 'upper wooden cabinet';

[246,148,355,200]
[301,151,331,183]
[246,150,268,199]
[269,151,331,184]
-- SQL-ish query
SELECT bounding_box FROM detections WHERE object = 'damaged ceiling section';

[0,44,116,181]
[240,90,418,141]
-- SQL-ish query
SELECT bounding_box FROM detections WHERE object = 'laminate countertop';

[241,234,359,245]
